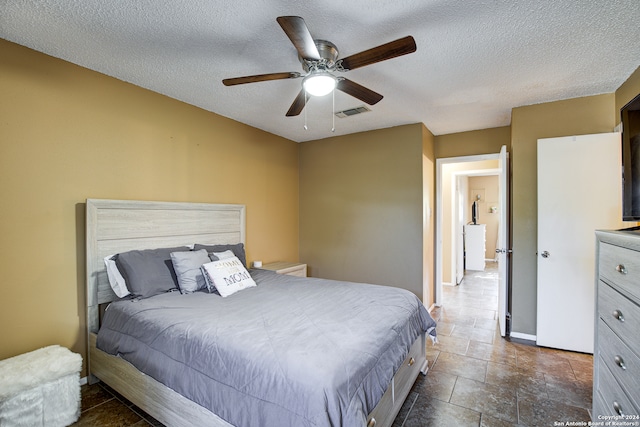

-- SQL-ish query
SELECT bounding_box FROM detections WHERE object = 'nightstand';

[259,261,307,277]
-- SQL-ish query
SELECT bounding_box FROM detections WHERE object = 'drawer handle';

[613,401,624,416]
[367,417,376,427]
[616,264,627,274]
[408,357,415,367]
[614,355,627,370]
[613,309,625,323]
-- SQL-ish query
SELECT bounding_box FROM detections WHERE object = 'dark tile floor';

[73,381,161,426]
[75,262,594,426]
[392,262,593,427]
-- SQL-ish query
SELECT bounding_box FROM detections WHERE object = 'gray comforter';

[97,269,436,427]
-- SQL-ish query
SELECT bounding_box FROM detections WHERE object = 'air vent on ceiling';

[335,105,371,118]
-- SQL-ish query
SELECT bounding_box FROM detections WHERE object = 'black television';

[622,93,640,221]
[471,200,478,224]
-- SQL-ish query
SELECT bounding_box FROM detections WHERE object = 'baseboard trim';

[80,376,88,386]
[510,332,537,341]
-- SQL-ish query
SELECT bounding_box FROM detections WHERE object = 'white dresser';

[594,229,640,419]
[464,224,486,271]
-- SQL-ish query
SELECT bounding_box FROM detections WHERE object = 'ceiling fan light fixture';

[303,73,336,97]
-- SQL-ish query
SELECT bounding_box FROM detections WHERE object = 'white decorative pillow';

[201,256,256,297]
[104,255,129,298]
[201,250,237,292]
[170,249,211,293]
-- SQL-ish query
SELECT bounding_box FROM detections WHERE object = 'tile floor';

[75,262,594,426]
[73,381,161,426]
[392,262,594,426]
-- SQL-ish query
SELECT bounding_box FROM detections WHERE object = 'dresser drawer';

[599,243,640,302]
[366,339,425,427]
[366,380,394,427]
[599,281,640,357]
[393,337,424,398]
[597,356,638,417]
[598,320,640,410]
[593,389,611,418]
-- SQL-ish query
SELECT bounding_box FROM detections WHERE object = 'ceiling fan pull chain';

[304,89,308,130]
[331,89,335,132]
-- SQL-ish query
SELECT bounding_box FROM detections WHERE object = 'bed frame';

[86,198,428,427]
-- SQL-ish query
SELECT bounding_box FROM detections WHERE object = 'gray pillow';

[170,249,211,293]
[115,246,190,299]
[193,243,247,268]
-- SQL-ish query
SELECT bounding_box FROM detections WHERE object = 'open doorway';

[435,149,509,336]
[452,170,500,285]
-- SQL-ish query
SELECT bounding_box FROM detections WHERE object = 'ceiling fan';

[222,16,417,117]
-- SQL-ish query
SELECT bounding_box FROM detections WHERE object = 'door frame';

[435,152,508,312]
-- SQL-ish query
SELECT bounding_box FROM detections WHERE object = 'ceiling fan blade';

[222,72,300,86]
[336,78,383,105]
[286,89,308,117]
[339,36,416,71]
[277,16,321,61]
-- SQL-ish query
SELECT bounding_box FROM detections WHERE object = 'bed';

[86,199,436,427]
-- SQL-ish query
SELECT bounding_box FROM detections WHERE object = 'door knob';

[541,251,550,258]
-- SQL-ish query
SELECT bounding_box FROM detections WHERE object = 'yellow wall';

[434,127,509,285]
[508,67,640,337]
[510,94,616,335]
[299,123,434,303]
[616,66,640,113]
[0,39,300,374]
[435,126,511,159]
[422,124,436,307]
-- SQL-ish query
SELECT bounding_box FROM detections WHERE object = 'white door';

[455,175,465,284]
[496,145,509,337]
[536,133,623,353]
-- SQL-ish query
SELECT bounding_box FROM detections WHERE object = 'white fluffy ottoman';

[0,345,82,427]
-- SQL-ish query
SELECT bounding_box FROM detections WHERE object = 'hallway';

[393,262,593,426]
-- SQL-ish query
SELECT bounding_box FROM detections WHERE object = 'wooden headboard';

[86,199,246,334]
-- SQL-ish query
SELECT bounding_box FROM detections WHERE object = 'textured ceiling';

[2,0,639,142]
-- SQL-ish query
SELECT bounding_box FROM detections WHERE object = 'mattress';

[97,269,436,427]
